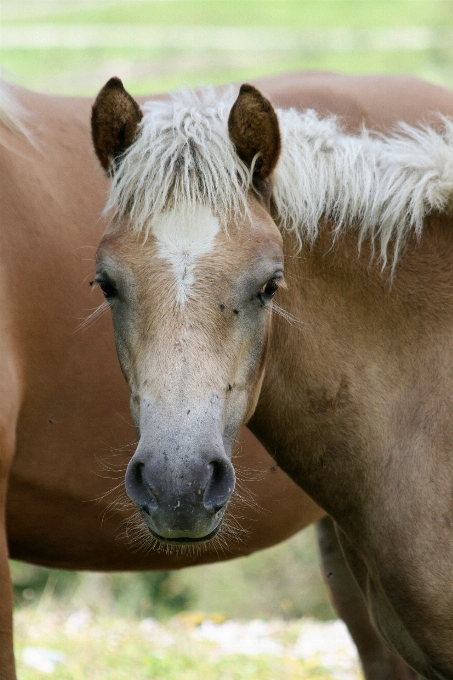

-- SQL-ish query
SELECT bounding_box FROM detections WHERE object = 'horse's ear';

[91,77,143,173]
[228,84,281,181]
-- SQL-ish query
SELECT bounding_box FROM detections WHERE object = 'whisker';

[84,444,269,560]
[272,302,305,329]
[234,464,269,483]
[75,301,110,333]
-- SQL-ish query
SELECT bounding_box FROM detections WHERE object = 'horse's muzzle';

[125,446,236,543]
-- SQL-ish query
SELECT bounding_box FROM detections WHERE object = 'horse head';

[92,78,284,544]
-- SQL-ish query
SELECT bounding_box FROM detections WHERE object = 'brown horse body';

[90,72,453,680]
[1,72,451,679]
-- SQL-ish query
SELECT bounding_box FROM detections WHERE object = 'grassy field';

[1,0,452,96]
[11,528,349,678]
[14,607,362,679]
[4,0,450,27]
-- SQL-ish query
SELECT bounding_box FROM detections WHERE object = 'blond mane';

[274,108,453,265]
[107,86,453,264]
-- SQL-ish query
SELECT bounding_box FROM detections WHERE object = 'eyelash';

[258,277,282,302]
[91,276,118,300]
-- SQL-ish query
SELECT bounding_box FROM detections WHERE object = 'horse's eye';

[258,278,279,302]
[99,280,117,300]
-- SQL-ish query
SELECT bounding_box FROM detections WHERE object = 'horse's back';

[254,71,453,130]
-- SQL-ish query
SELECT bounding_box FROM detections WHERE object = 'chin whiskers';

[86,439,271,560]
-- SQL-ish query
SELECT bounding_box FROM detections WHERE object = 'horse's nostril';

[203,458,235,513]
[125,460,158,510]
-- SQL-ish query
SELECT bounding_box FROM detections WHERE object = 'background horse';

[91,72,453,679]
[0,74,420,680]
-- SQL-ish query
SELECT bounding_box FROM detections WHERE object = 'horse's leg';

[0,511,15,680]
[0,439,16,680]
[0,353,20,680]
[316,516,419,680]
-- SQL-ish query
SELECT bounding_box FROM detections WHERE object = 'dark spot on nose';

[233,309,239,315]
[48,419,54,424]
[270,466,277,471]
[220,304,226,311]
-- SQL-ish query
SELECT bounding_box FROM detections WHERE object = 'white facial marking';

[152,205,220,304]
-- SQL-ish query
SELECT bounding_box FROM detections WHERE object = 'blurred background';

[2,1,452,676]
[2,0,452,97]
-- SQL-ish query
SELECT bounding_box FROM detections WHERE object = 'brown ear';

[228,84,281,180]
[91,77,143,173]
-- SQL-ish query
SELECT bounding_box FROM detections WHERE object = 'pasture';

[15,607,361,679]
[1,0,452,95]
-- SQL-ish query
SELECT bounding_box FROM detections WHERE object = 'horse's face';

[95,201,283,542]
[92,80,282,543]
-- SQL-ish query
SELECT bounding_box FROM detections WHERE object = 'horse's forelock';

[104,86,252,238]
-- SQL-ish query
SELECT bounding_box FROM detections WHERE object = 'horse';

[89,72,453,680]
[0,74,419,680]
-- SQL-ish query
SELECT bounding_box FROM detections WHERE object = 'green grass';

[14,608,358,680]
[4,0,452,29]
[3,45,452,97]
[1,0,452,95]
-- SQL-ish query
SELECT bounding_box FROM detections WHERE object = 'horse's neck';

[250,217,453,521]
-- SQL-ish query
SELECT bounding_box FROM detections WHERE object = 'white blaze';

[152,205,220,304]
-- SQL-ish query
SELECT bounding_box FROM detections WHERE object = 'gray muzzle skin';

[125,400,236,543]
